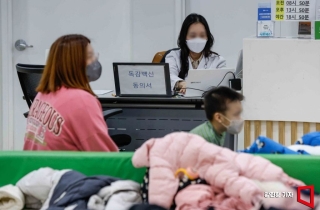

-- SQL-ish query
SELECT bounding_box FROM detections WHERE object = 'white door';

[0,0,183,150]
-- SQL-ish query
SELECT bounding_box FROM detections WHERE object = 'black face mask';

[86,60,102,82]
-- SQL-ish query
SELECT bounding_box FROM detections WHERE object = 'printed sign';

[258,3,272,20]
[257,21,275,37]
[272,0,315,21]
[117,65,167,95]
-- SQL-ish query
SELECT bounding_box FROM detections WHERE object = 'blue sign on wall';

[258,8,272,20]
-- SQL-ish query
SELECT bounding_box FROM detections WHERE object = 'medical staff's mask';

[186,38,207,53]
[86,54,102,82]
[220,115,244,134]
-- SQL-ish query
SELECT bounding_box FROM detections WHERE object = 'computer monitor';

[113,63,172,97]
[184,68,235,97]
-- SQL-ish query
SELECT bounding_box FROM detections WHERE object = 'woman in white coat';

[165,13,226,94]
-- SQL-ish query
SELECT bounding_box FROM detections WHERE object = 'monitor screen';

[113,63,171,97]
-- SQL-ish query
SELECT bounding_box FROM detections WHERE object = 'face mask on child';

[220,115,244,134]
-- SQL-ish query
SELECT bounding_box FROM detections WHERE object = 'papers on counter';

[93,90,113,95]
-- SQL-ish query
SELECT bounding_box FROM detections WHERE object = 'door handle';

[15,39,33,51]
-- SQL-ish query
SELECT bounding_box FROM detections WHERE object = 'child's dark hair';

[204,87,244,121]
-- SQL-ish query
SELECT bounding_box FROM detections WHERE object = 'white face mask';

[186,38,207,53]
[220,115,244,134]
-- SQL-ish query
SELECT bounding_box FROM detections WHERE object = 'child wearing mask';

[190,87,244,146]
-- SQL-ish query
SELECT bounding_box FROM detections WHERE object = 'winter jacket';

[132,132,304,210]
[46,171,118,210]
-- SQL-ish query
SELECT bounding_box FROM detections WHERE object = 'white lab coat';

[165,49,226,89]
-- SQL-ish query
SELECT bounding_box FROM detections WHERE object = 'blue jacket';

[47,171,118,210]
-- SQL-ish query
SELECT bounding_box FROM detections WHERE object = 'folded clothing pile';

[0,167,141,210]
[0,184,24,210]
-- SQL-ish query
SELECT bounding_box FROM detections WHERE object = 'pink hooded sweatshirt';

[132,132,305,210]
[23,87,118,152]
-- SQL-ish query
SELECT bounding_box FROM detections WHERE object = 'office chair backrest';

[152,48,180,63]
[152,51,167,63]
[16,63,44,108]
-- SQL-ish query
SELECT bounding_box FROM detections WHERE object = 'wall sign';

[258,8,272,21]
[272,0,316,21]
[257,3,274,37]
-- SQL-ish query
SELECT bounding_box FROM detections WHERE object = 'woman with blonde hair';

[24,34,118,152]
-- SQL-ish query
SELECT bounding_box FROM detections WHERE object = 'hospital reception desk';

[98,93,235,151]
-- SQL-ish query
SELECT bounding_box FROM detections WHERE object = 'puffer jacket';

[132,132,305,210]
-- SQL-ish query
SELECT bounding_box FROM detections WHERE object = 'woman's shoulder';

[65,89,101,112]
[208,52,225,60]
[59,87,97,103]
[61,87,93,96]
[165,48,181,58]
[206,53,226,68]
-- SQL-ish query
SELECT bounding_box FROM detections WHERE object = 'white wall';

[0,0,14,150]
[132,0,176,62]
[244,38,320,123]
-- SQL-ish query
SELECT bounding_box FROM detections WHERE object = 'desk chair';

[152,48,180,63]
[152,51,167,63]
[16,63,131,148]
[16,64,43,117]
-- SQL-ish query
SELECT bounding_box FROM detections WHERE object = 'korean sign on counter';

[129,70,154,89]
[272,0,315,21]
[117,65,167,95]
